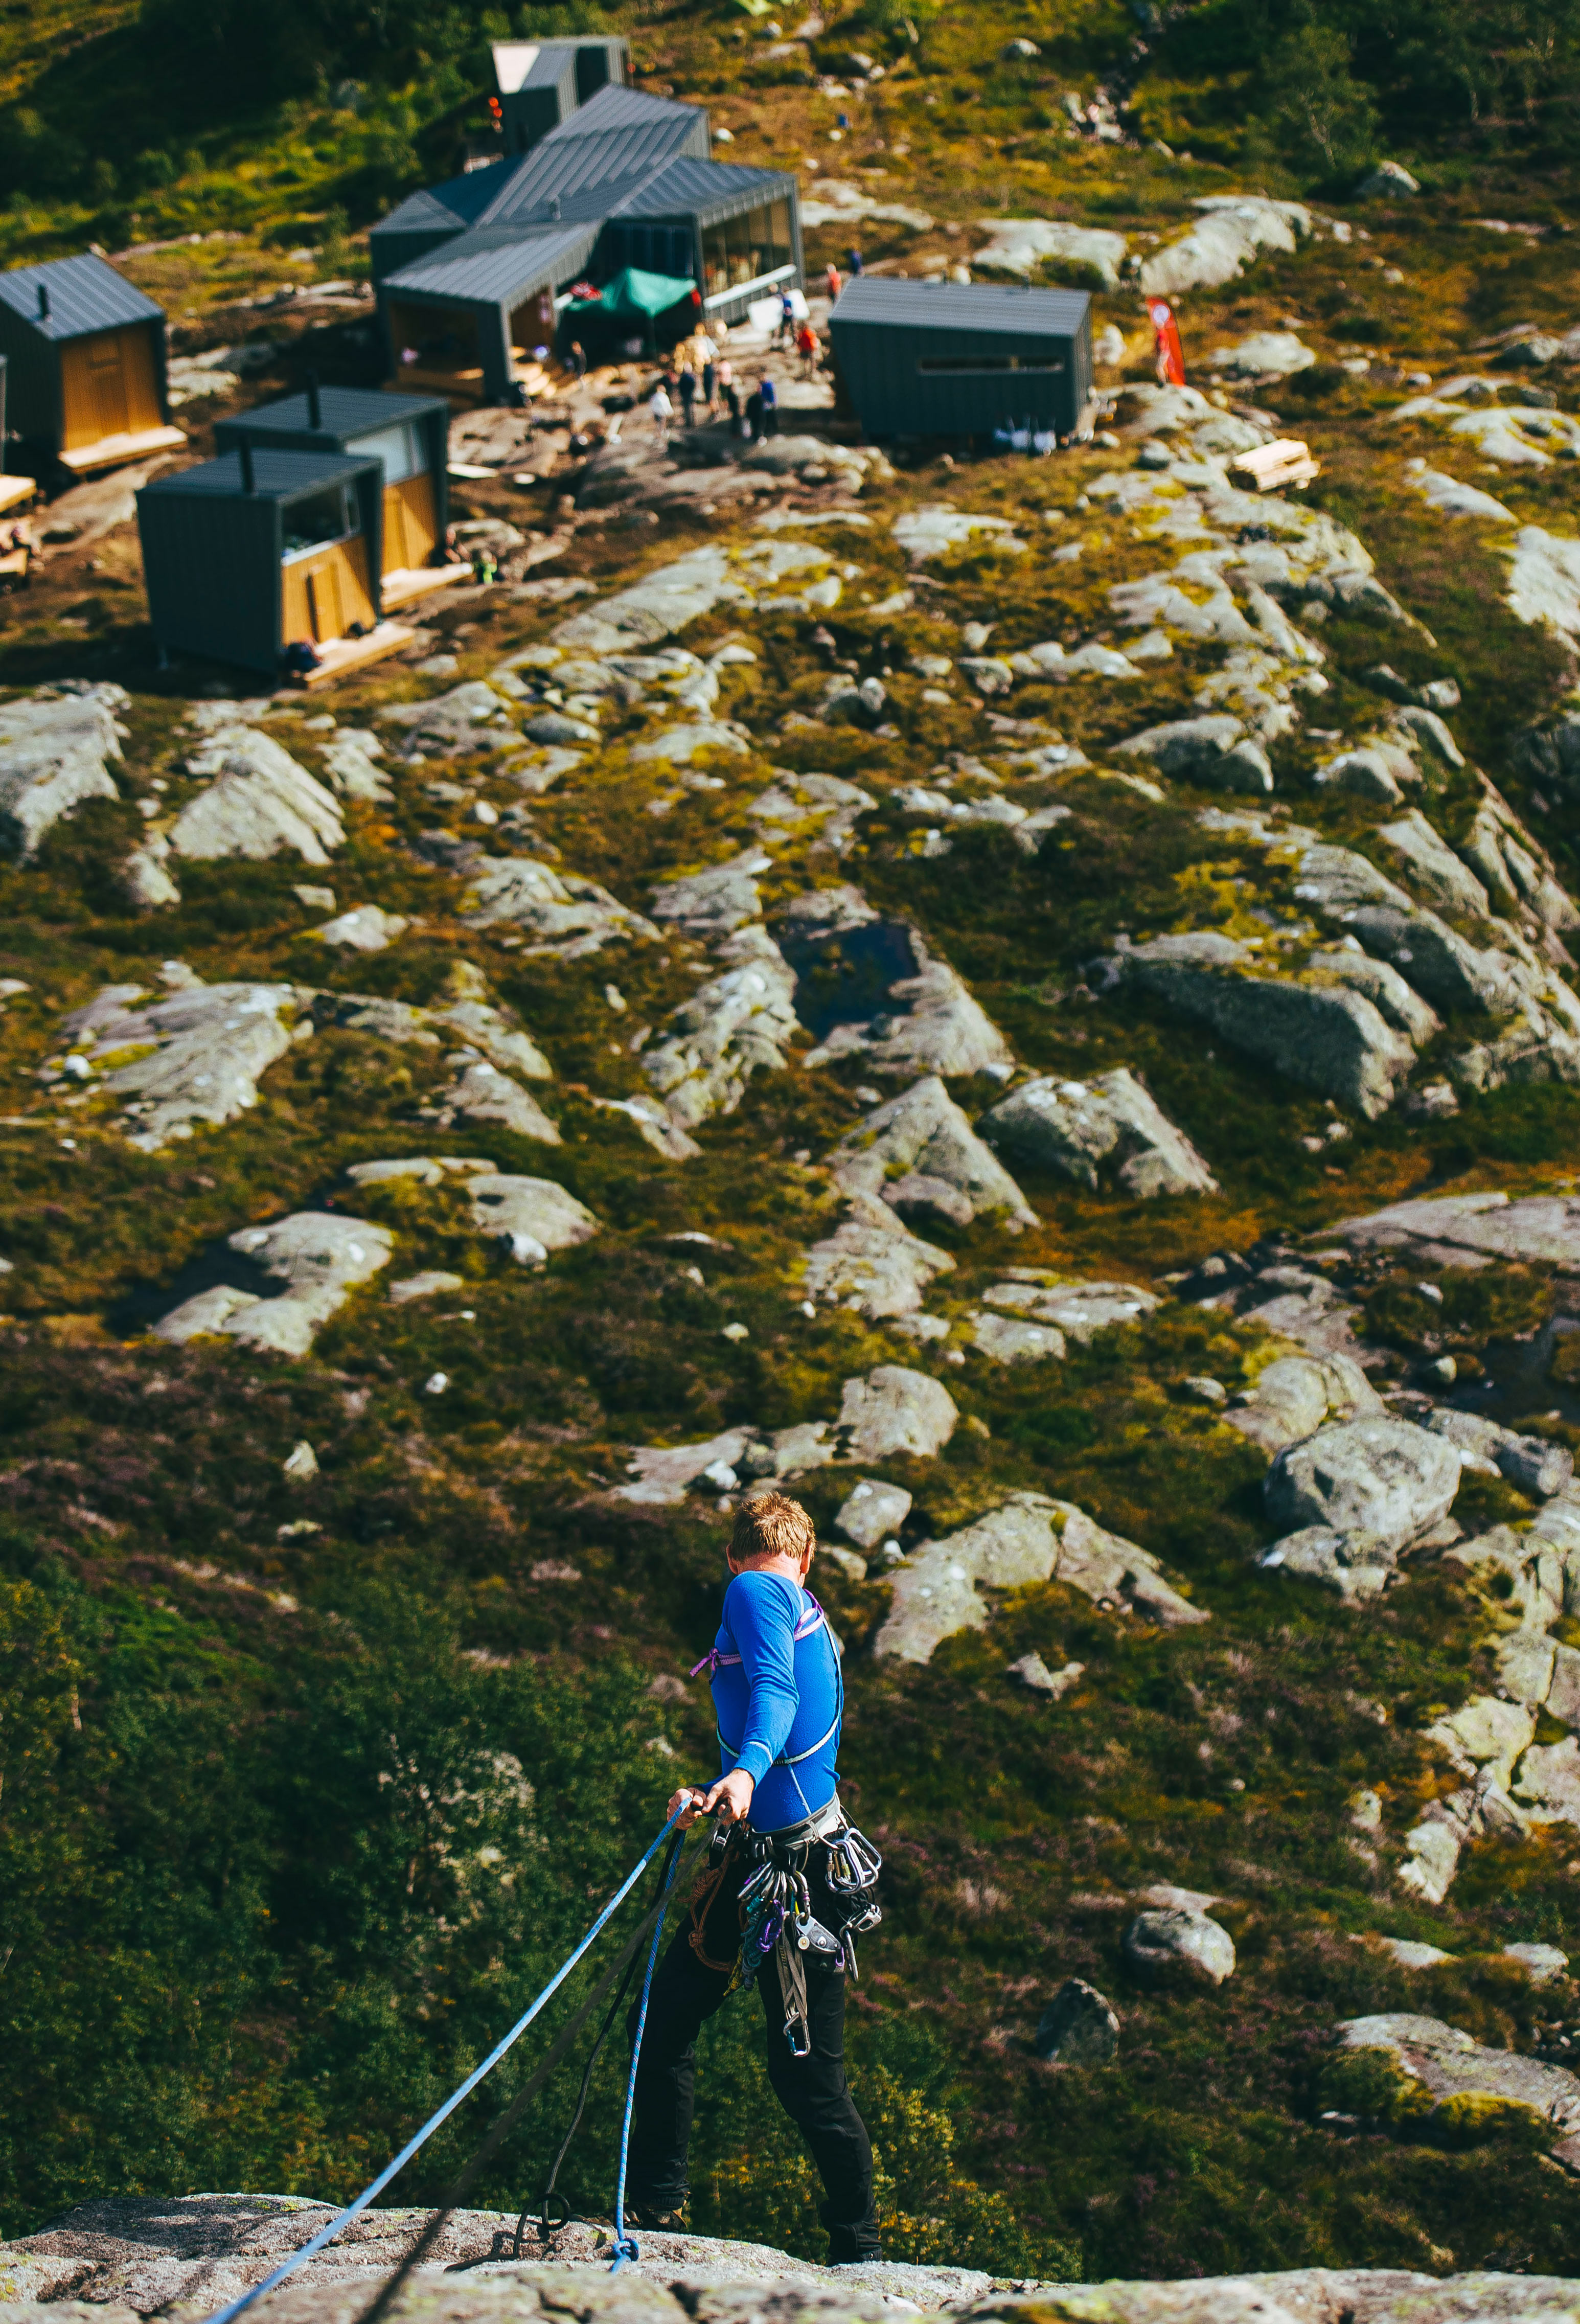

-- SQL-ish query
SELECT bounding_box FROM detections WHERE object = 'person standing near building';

[621,1492,883,2265]
[846,246,863,277]
[568,340,588,382]
[779,286,796,345]
[795,318,818,378]
[758,372,778,437]
[696,327,719,412]
[650,378,674,446]
[678,359,698,429]
[825,261,841,302]
[719,358,741,433]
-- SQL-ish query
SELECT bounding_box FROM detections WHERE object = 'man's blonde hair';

[730,1490,816,1567]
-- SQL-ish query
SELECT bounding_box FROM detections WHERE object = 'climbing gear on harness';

[732,1799,884,2053]
[196,1804,694,2324]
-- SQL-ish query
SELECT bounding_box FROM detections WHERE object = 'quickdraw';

[732,1807,884,2055]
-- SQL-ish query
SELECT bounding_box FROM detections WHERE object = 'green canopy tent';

[565,266,701,353]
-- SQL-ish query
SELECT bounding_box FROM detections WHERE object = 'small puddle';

[1446,1311,1580,1429]
[778,919,918,1042]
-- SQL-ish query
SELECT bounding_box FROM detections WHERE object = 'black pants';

[625,1832,880,2260]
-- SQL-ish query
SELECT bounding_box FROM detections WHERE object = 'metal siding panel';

[829,308,1085,436]
[0,301,50,443]
[0,253,163,340]
[830,277,1091,338]
[139,486,282,674]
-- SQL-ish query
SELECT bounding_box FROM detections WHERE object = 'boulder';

[1426,1406,1573,1498]
[803,935,1014,1079]
[836,1477,912,1550]
[1035,1978,1119,2063]
[1303,947,1441,1046]
[839,1365,958,1463]
[830,1076,1035,1225]
[1506,1942,1570,1983]
[891,506,1026,562]
[1337,2012,1580,2138]
[390,1271,467,1304]
[0,681,127,858]
[1266,1417,1461,1545]
[120,835,181,909]
[468,1174,600,1265]
[616,1427,759,1505]
[1258,1524,1399,1601]
[978,1067,1217,1197]
[311,905,408,952]
[649,852,774,938]
[171,729,345,864]
[319,731,393,802]
[1312,743,1416,806]
[61,978,299,1149]
[643,925,798,1131]
[156,1213,393,1357]
[459,856,658,956]
[802,1195,955,1319]
[1229,1353,1382,1458]
[1377,807,1493,919]
[1123,1907,1236,1986]
[1112,714,1271,794]
[1010,1651,1085,1699]
[1117,932,1416,1120]
[875,1492,1205,1662]
[441,1059,561,1143]
[1357,160,1421,196]
[1139,196,1311,299]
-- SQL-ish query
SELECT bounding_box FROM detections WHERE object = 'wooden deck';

[0,474,36,516]
[380,562,472,611]
[286,621,417,690]
[394,362,487,405]
[57,424,187,475]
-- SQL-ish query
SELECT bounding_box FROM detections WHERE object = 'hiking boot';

[625,2205,689,2234]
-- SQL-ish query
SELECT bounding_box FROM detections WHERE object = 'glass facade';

[700,199,793,300]
[282,483,361,561]
[345,420,423,484]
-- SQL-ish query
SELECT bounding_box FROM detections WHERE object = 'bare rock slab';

[831,1075,1035,1225]
[460,857,658,957]
[1334,1189,1580,1273]
[171,728,345,865]
[839,1364,958,1462]
[156,1214,393,1357]
[643,925,798,1131]
[875,1493,1205,1662]
[1338,2011,1580,2137]
[1266,1417,1461,1546]
[62,979,299,1149]
[802,1195,955,1319]
[978,1068,1216,1198]
[0,680,127,858]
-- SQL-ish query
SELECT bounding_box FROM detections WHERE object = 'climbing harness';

[196,1804,693,2324]
[733,1799,884,2056]
[703,1589,844,1786]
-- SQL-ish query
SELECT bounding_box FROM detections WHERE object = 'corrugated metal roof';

[480,117,703,226]
[142,449,373,503]
[0,252,162,341]
[382,222,599,306]
[372,167,513,241]
[830,278,1091,336]
[516,44,578,90]
[543,82,703,138]
[617,156,790,221]
[219,387,449,437]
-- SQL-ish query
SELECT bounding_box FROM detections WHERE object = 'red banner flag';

[1148,298,1186,388]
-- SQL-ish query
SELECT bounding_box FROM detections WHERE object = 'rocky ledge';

[3,2198,1579,2324]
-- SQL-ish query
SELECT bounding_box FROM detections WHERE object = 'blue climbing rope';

[200,1803,691,2324]
[607,1829,690,2273]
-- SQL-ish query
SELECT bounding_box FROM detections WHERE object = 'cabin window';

[701,202,794,299]
[346,420,422,484]
[915,352,1066,374]
[282,482,361,560]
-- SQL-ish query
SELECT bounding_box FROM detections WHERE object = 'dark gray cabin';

[370,82,802,401]
[138,449,385,676]
[491,38,629,156]
[828,278,1093,441]
[214,384,453,597]
[0,253,184,473]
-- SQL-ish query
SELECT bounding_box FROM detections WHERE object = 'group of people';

[648,317,800,446]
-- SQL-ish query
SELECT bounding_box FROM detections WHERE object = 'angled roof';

[617,156,790,221]
[0,252,163,341]
[141,449,374,504]
[543,83,699,138]
[371,167,514,242]
[381,222,600,307]
[830,278,1092,335]
[492,41,578,93]
[216,387,449,440]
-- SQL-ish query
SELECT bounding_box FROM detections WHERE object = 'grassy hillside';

[5,0,1580,2293]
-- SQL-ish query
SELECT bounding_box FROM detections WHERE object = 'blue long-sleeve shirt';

[711,1569,841,1833]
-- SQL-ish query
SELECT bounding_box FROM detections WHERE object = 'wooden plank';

[119,325,163,434]
[382,471,437,575]
[56,423,185,474]
[286,620,417,690]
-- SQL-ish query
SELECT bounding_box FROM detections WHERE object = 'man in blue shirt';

[622,1491,882,2262]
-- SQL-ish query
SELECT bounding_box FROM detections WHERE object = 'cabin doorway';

[60,325,162,452]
